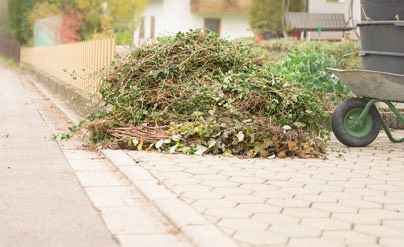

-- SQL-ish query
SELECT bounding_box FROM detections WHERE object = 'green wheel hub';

[343,109,373,138]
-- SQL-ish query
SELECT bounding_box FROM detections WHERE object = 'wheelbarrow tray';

[330,69,404,102]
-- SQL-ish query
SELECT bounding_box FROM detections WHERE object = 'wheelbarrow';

[330,69,404,147]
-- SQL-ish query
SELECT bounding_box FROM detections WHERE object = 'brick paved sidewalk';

[124,132,404,247]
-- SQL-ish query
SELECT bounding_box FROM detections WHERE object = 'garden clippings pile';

[72,30,334,158]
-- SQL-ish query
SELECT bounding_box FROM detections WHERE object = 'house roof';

[191,0,251,13]
[285,12,355,32]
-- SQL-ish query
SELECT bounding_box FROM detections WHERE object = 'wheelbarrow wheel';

[332,98,381,147]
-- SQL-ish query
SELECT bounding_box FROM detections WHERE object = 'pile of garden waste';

[77,30,331,158]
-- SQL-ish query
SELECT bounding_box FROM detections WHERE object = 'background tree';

[8,0,146,45]
[8,0,40,44]
[0,0,12,38]
[249,0,306,35]
[74,0,147,43]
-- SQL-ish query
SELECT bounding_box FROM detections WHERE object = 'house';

[133,0,253,43]
[306,0,361,40]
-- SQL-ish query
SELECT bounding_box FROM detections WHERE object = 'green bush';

[277,50,350,104]
[257,39,362,70]
[115,29,133,45]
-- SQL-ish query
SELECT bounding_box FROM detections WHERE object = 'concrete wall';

[134,0,253,43]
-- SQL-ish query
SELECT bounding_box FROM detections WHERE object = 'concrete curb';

[21,64,103,116]
[102,149,239,247]
[25,70,239,247]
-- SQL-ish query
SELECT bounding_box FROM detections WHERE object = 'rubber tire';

[332,98,381,147]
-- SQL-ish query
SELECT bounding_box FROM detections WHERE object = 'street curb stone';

[102,149,239,247]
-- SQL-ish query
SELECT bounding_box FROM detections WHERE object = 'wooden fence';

[0,38,21,63]
[21,38,116,94]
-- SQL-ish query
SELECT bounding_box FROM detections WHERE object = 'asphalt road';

[0,63,118,247]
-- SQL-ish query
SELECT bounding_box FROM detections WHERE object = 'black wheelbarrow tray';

[329,69,404,147]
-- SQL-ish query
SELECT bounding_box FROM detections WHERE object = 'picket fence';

[21,38,116,94]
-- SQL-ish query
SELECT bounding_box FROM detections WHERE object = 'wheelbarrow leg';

[380,102,404,143]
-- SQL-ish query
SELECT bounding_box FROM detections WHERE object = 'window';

[204,18,221,35]
[150,16,155,39]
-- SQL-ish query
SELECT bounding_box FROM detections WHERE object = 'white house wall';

[134,0,253,43]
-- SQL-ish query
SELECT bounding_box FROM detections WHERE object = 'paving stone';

[63,150,102,160]
[251,213,300,224]
[182,191,223,200]
[311,203,357,213]
[117,234,187,247]
[337,199,382,209]
[154,198,209,227]
[384,204,404,212]
[269,224,321,237]
[253,190,294,199]
[354,225,404,238]
[327,181,366,189]
[364,195,404,204]
[322,231,377,245]
[304,184,343,192]
[228,176,266,184]
[118,165,155,181]
[218,218,268,231]
[237,204,282,214]
[76,171,130,187]
[85,186,146,208]
[164,178,199,185]
[266,198,311,208]
[135,180,177,200]
[283,208,331,218]
[205,208,251,218]
[379,237,404,247]
[366,184,403,192]
[102,207,170,234]
[266,181,304,188]
[174,184,212,193]
[240,184,280,194]
[294,195,338,203]
[181,225,239,247]
[288,238,344,247]
[233,230,288,245]
[359,209,404,220]
[211,187,252,196]
[68,158,114,171]
[279,187,321,195]
[192,199,237,209]
[288,177,326,185]
[193,174,229,181]
[320,191,361,200]
[224,195,266,204]
[301,218,351,230]
[331,214,378,226]
[382,220,404,230]
[201,181,241,188]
